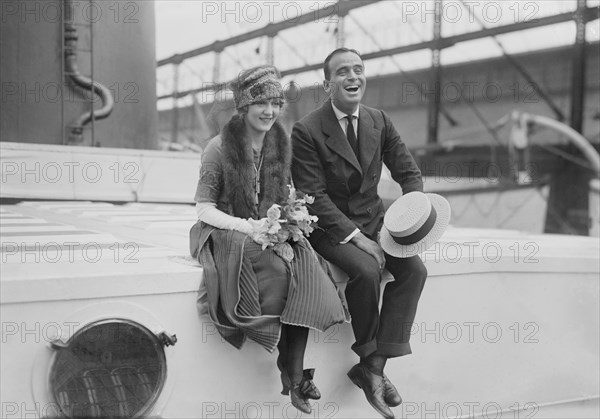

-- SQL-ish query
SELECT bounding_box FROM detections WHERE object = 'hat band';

[391,206,437,245]
[237,82,283,109]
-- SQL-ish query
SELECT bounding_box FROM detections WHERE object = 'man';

[291,48,427,419]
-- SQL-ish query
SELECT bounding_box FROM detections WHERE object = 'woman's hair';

[235,97,286,118]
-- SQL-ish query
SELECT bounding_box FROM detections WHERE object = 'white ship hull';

[1,199,598,418]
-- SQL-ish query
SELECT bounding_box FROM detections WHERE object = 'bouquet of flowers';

[249,185,318,262]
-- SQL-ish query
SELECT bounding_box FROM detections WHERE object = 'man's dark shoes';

[347,363,394,419]
[382,374,402,407]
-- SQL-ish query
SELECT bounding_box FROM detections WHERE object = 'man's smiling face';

[324,51,366,114]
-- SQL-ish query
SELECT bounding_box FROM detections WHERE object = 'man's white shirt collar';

[331,103,359,121]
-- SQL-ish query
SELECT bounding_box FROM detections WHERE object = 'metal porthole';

[48,319,176,418]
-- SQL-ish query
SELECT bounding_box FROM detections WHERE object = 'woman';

[192,65,349,414]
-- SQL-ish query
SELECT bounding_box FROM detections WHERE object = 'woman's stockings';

[277,325,316,414]
[283,325,308,384]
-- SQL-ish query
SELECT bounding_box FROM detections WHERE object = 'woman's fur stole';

[220,115,291,219]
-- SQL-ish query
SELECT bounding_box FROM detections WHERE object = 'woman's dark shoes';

[300,368,321,400]
[382,374,402,407]
[277,359,318,413]
[289,382,312,414]
[347,363,395,419]
[284,369,320,400]
[278,358,321,400]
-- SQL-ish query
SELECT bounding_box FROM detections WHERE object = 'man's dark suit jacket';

[292,101,423,246]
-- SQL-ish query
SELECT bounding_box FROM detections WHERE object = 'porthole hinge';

[158,331,177,347]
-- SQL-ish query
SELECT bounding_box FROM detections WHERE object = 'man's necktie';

[345,115,358,156]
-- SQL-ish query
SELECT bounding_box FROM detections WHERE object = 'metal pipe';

[64,0,114,144]
[522,112,600,175]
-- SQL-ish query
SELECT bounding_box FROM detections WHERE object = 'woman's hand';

[233,219,254,236]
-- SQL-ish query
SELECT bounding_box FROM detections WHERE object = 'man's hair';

[323,48,363,81]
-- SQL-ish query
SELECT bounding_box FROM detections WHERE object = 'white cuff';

[340,228,360,244]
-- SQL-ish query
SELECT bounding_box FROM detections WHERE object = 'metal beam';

[546,0,592,236]
[281,7,599,78]
[171,63,180,143]
[458,0,566,121]
[427,0,443,145]
[157,7,599,101]
[212,51,222,83]
[361,7,599,61]
[570,0,587,133]
[336,7,346,48]
[156,0,380,67]
[266,35,274,66]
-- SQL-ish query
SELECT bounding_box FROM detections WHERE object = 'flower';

[250,185,318,261]
[266,205,281,220]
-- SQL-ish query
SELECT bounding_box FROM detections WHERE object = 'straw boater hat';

[379,192,451,258]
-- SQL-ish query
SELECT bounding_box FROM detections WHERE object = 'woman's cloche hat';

[229,65,284,110]
[379,192,451,258]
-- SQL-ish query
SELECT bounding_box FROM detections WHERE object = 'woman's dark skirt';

[199,229,349,352]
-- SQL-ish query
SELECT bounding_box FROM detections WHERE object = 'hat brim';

[379,193,451,258]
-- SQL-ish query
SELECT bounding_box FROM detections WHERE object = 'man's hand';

[350,232,386,271]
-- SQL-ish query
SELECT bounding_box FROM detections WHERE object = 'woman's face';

[244,98,282,134]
